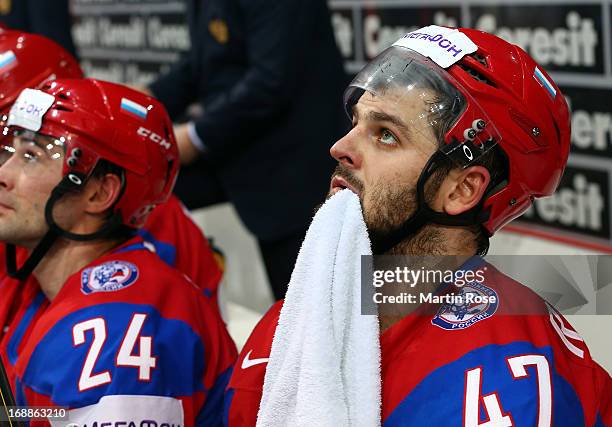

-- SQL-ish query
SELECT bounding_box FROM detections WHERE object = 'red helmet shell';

[444,28,571,235]
[36,79,179,228]
[0,31,83,112]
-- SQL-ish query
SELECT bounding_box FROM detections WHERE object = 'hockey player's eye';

[23,149,41,162]
[19,144,46,163]
[378,128,399,146]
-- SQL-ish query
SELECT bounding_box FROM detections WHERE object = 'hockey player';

[0,30,224,305]
[225,27,611,426]
[0,79,236,425]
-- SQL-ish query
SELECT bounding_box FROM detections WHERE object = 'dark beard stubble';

[320,164,446,254]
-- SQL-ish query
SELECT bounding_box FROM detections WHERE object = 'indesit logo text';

[524,173,606,233]
[475,11,598,68]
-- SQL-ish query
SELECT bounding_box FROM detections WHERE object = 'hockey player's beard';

[323,165,444,255]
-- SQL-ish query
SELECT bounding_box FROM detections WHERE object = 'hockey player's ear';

[83,173,123,215]
[440,165,490,215]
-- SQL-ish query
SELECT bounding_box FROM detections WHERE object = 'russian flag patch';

[0,50,17,72]
[120,98,148,120]
[534,67,556,98]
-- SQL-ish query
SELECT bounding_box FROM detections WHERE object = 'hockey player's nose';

[330,130,363,170]
[0,154,18,191]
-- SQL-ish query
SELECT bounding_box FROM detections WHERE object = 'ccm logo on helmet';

[137,127,171,150]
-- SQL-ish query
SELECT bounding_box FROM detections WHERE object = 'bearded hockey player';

[0,79,236,426]
[225,26,611,426]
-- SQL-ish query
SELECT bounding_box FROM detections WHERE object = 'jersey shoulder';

[140,195,223,296]
[229,300,283,392]
[481,263,596,365]
[14,245,229,409]
[432,262,594,363]
[382,263,607,426]
[66,243,205,308]
[224,301,283,426]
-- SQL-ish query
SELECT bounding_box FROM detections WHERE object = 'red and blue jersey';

[138,194,223,307]
[225,258,611,426]
[0,237,237,426]
[0,270,47,398]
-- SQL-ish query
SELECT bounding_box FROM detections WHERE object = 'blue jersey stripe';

[14,376,27,407]
[197,366,233,427]
[223,387,235,427]
[594,413,607,427]
[137,229,177,268]
[7,292,46,365]
[19,302,206,407]
[384,342,584,427]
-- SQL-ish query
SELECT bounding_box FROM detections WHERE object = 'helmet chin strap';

[6,230,59,281]
[6,173,124,281]
[370,151,490,255]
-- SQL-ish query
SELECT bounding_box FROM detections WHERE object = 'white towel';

[257,190,381,427]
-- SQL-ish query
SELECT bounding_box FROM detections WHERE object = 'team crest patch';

[81,261,139,294]
[432,282,499,331]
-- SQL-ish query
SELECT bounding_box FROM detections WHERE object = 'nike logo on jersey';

[241,350,269,369]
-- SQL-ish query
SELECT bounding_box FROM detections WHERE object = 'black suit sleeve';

[191,0,311,158]
[149,54,199,120]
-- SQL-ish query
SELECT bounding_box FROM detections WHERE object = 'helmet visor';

[344,46,500,167]
[0,128,65,174]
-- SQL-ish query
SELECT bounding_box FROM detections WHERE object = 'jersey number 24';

[72,313,157,392]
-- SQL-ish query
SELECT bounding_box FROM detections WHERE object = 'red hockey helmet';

[446,28,570,234]
[0,31,83,112]
[345,26,570,237]
[4,79,179,229]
